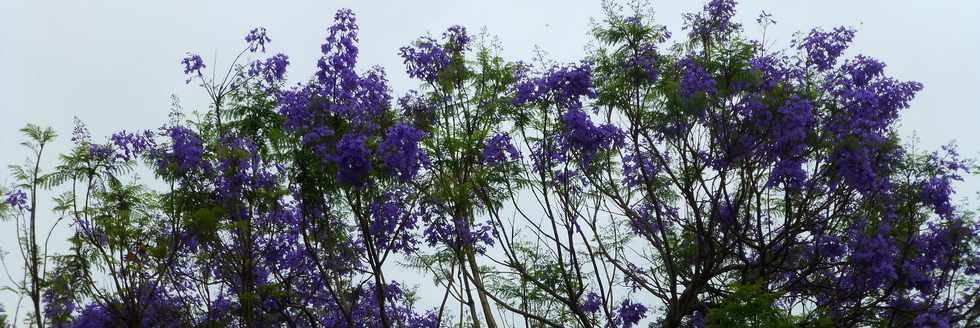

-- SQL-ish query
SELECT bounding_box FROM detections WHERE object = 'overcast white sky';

[1,0,978,324]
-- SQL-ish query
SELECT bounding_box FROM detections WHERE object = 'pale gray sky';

[1,0,978,324]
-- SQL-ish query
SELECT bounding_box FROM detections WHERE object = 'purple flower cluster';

[315,8,361,93]
[248,53,289,85]
[399,36,450,83]
[157,125,207,174]
[43,287,76,325]
[845,224,899,291]
[3,189,28,212]
[481,133,520,165]
[749,54,793,91]
[110,129,154,162]
[88,143,115,163]
[421,202,495,253]
[685,0,740,40]
[825,55,922,194]
[245,27,271,53]
[677,58,717,98]
[332,133,372,187]
[628,202,676,237]
[796,26,856,71]
[918,145,970,218]
[368,192,418,254]
[513,62,596,109]
[70,117,91,144]
[580,292,602,313]
[627,45,660,82]
[443,25,470,52]
[920,176,954,218]
[180,53,206,83]
[560,109,625,165]
[616,299,647,328]
[377,123,427,182]
[765,96,815,187]
[399,25,469,84]
[622,150,659,187]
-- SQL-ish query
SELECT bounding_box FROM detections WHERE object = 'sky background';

[1,0,978,324]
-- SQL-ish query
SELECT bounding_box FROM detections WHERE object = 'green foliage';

[485,243,581,326]
[704,283,801,328]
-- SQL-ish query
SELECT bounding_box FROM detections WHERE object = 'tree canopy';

[2,1,978,327]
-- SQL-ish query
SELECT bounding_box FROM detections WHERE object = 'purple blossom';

[316,9,360,89]
[110,130,154,162]
[824,55,922,194]
[796,26,856,71]
[421,201,495,253]
[43,287,76,325]
[845,225,899,291]
[278,87,309,126]
[400,25,469,83]
[400,36,451,83]
[813,234,845,258]
[180,53,206,83]
[245,27,271,52]
[685,0,740,39]
[580,292,602,313]
[616,299,647,328]
[377,123,427,182]
[71,304,114,328]
[628,202,676,236]
[513,62,596,109]
[248,53,290,85]
[368,192,418,254]
[4,189,28,212]
[560,108,625,165]
[157,126,207,174]
[481,133,520,165]
[749,54,792,91]
[778,96,816,142]
[677,58,717,98]
[627,45,659,82]
[913,310,950,328]
[442,25,471,52]
[332,133,372,187]
[622,151,658,187]
[88,143,115,163]
[920,176,954,218]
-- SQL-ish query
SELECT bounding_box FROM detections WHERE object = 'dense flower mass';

[378,123,427,182]
[513,62,596,109]
[481,133,520,165]
[560,108,625,165]
[796,26,856,71]
[157,125,208,174]
[2,4,977,328]
[677,58,717,98]
[332,133,372,187]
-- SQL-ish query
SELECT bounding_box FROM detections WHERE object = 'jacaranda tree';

[2,1,978,327]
